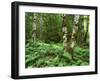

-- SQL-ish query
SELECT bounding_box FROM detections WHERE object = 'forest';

[25,12,90,68]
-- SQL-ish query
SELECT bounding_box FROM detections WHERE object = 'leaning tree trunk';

[32,13,37,42]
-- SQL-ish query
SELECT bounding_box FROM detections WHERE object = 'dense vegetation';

[25,12,90,68]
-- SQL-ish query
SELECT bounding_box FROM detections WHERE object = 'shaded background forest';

[25,12,90,68]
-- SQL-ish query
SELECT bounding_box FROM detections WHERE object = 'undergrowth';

[25,40,89,68]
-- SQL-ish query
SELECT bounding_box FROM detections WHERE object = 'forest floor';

[25,40,89,68]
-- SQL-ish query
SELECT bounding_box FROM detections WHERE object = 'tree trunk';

[62,14,67,51]
[39,14,43,40]
[84,15,89,43]
[71,15,80,46]
[70,15,80,59]
[32,13,37,42]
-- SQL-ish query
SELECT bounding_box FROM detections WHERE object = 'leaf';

[63,52,72,60]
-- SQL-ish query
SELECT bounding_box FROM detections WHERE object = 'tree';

[77,15,89,47]
[68,15,80,59]
[62,14,67,51]
[84,15,89,45]
[32,13,37,42]
[39,14,43,40]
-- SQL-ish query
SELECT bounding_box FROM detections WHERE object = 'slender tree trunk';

[70,15,80,59]
[84,15,89,43]
[62,14,67,51]
[32,13,37,42]
[76,15,82,45]
[71,15,80,47]
[39,14,43,40]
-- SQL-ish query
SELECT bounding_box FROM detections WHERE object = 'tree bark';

[32,13,37,42]
[71,15,80,47]
[70,15,80,59]
[62,14,67,51]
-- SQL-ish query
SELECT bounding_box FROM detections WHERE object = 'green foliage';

[25,40,89,68]
[73,46,89,65]
[63,51,72,60]
[42,14,63,43]
[25,13,33,40]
